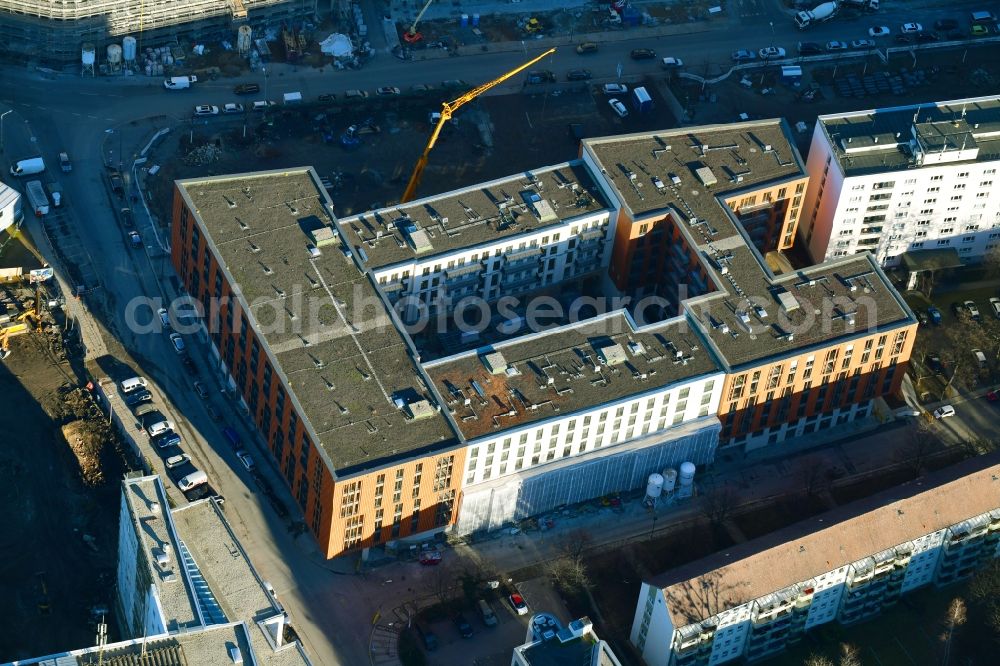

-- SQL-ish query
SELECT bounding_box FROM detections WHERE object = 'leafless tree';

[967,560,1000,642]
[804,655,835,666]
[838,642,861,666]
[895,420,939,475]
[941,597,967,665]
[796,454,830,500]
[700,482,742,527]
[556,528,594,560]
[428,566,453,606]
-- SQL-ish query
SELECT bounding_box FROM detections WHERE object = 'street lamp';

[761,21,775,87]
[0,109,12,154]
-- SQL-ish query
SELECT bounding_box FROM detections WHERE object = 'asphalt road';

[0,2,993,664]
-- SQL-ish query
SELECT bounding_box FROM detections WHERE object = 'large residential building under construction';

[0,0,316,63]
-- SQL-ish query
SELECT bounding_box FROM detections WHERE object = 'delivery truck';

[25,180,50,216]
[10,156,45,177]
[163,75,197,90]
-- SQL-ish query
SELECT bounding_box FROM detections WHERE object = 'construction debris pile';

[57,387,116,486]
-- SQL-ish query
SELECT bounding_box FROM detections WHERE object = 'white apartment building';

[630,459,1000,666]
[800,95,1000,267]
[424,310,723,535]
[0,180,22,234]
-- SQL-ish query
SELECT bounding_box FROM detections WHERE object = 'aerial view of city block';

[2,0,1000,664]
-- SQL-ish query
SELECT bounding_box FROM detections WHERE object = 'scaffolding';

[0,0,316,63]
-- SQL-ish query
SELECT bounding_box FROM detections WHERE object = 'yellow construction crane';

[401,48,556,203]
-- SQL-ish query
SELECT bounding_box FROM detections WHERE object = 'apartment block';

[0,0,315,63]
[10,474,311,665]
[511,614,622,666]
[579,123,916,452]
[0,181,22,235]
[630,457,1000,666]
[800,95,1000,267]
[168,118,917,558]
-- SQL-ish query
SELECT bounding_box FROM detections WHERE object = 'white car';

[608,98,628,118]
[900,23,923,34]
[236,449,255,471]
[166,453,191,469]
[869,26,890,37]
[169,332,185,354]
[964,300,981,320]
[147,420,175,437]
[602,83,628,95]
[850,39,875,48]
[376,86,401,96]
[989,297,1000,319]
[933,405,955,419]
[826,41,849,51]
[157,307,171,329]
[661,57,684,68]
[222,103,244,114]
[193,105,219,116]
[758,46,785,59]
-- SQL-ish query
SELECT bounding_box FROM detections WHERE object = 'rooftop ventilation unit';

[307,244,322,258]
[406,399,435,421]
[405,224,434,253]
[230,647,244,664]
[597,343,627,366]
[776,289,799,313]
[695,167,718,187]
[482,351,508,374]
[310,226,337,247]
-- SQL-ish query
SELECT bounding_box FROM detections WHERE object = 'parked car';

[758,46,785,59]
[602,83,628,95]
[630,48,656,60]
[826,40,849,51]
[120,207,134,228]
[375,86,401,96]
[410,84,435,93]
[900,22,923,33]
[193,381,208,399]
[441,79,469,90]
[927,306,942,324]
[989,297,1000,319]
[731,49,756,62]
[797,42,823,55]
[222,426,242,449]
[915,31,940,42]
[418,550,443,565]
[128,230,142,248]
[972,349,988,370]
[478,599,498,627]
[157,307,170,329]
[193,105,219,116]
[933,405,955,419]
[916,310,929,325]
[566,69,592,81]
[206,404,222,421]
[147,419,176,438]
[236,450,255,471]
[182,355,198,377]
[222,103,244,114]
[166,453,191,469]
[971,24,990,36]
[124,390,152,407]
[850,39,876,48]
[934,19,958,31]
[344,89,369,99]
[453,614,474,639]
[608,98,628,118]
[964,300,981,320]
[234,83,260,95]
[526,70,556,84]
[169,333,185,354]
[869,26,891,37]
[660,57,684,68]
[925,353,943,374]
[575,42,598,54]
[509,593,529,615]
[414,622,438,651]
[987,390,999,403]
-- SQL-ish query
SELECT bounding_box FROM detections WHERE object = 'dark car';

[915,31,939,42]
[894,34,913,43]
[120,207,134,228]
[234,83,260,95]
[125,389,152,407]
[318,93,336,102]
[575,42,598,54]
[109,171,125,198]
[925,353,943,374]
[419,550,443,565]
[630,48,656,60]
[934,19,958,31]
[223,426,242,450]
[153,431,182,449]
[566,69,592,81]
[916,311,929,325]
[797,41,823,55]
[453,614,474,639]
[526,70,556,84]
[181,355,198,377]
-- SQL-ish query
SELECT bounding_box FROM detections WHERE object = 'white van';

[10,157,45,177]
[973,349,987,369]
[179,469,208,491]
[147,420,175,437]
[120,376,148,393]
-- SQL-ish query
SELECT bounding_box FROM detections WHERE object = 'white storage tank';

[81,43,95,65]
[662,468,677,494]
[123,36,137,63]
[645,473,664,499]
[107,44,122,70]
[679,462,696,486]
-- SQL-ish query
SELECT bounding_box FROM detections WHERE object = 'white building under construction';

[0,0,316,63]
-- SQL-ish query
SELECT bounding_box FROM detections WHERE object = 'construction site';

[0,235,132,661]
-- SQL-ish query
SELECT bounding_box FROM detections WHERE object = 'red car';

[509,593,529,615]
[419,551,442,565]
[987,390,999,403]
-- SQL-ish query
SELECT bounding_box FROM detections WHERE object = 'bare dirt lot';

[147,85,678,217]
[0,286,129,661]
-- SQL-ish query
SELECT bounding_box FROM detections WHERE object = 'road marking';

[87,115,99,120]
[105,117,116,122]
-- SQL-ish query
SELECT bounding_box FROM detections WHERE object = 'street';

[1,1,998,664]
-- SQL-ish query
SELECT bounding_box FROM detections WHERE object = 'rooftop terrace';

[819,95,1000,176]
[424,311,718,440]
[176,170,459,475]
[337,162,608,269]
[651,454,1000,627]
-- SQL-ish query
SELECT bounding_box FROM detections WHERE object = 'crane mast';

[400,48,557,203]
